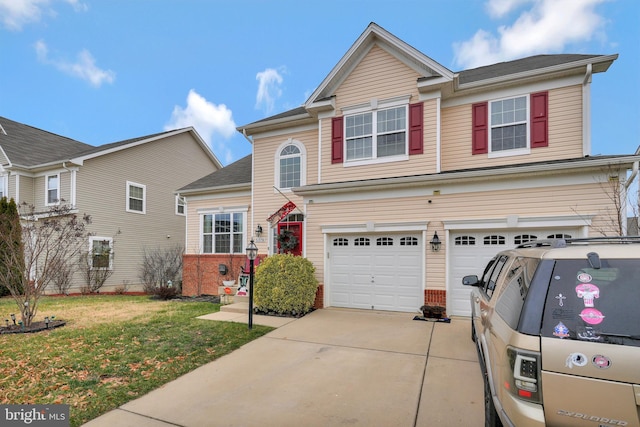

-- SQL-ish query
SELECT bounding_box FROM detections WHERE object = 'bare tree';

[0,202,91,327]
[139,245,184,298]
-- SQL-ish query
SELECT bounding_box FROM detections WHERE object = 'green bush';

[253,254,318,316]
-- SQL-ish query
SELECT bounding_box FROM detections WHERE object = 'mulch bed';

[0,320,66,334]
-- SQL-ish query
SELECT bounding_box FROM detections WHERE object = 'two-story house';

[0,116,221,293]
[180,23,639,316]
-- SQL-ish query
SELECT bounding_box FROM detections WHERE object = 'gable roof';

[239,22,617,133]
[178,154,252,194]
[305,22,454,111]
[0,116,93,168]
[0,116,222,170]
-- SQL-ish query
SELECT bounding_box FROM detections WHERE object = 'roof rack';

[516,236,640,249]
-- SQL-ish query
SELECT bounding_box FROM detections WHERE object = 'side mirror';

[462,275,480,286]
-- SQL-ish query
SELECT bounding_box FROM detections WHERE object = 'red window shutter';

[472,102,488,155]
[530,91,548,148]
[408,102,424,155]
[331,116,344,164]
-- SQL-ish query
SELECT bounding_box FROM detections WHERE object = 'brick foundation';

[313,284,324,309]
[424,289,447,317]
[182,254,266,296]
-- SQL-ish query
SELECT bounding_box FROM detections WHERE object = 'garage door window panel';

[455,236,476,246]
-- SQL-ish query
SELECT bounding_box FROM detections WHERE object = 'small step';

[219,302,249,314]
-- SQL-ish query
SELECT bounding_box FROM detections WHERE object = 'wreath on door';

[277,229,299,252]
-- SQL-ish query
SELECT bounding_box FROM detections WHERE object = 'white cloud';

[165,89,238,164]
[255,68,284,114]
[0,0,87,31]
[35,39,115,87]
[0,0,48,30]
[454,0,608,69]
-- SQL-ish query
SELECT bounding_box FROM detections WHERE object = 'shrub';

[253,254,318,316]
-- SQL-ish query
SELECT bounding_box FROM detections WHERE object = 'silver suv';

[463,237,640,427]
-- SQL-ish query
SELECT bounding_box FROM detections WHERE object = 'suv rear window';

[541,259,640,346]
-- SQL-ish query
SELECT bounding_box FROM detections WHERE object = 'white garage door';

[449,230,576,317]
[329,234,423,312]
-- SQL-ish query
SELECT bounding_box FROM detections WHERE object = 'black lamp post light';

[246,239,258,330]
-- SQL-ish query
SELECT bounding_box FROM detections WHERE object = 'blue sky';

[1,0,639,166]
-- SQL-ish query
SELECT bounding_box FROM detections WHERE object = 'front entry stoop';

[219,295,249,314]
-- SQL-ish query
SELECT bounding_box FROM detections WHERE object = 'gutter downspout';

[582,64,593,156]
[62,162,77,207]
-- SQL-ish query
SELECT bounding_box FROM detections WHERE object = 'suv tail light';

[505,347,542,404]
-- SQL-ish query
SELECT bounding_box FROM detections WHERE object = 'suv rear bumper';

[500,393,545,426]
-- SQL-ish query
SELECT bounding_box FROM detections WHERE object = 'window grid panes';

[128,184,144,212]
[514,235,537,245]
[377,237,393,246]
[345,106,407,161]
[333,238,349,247]
[203,213,244,254]
[91,239,111,269]
[491,96,527,152]
[47,175,59,204]
[455,236,476,246]
[484,235,506,245]
[354,237,370,246]
[400,237,418,246]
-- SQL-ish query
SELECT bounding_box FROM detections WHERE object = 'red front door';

[277,222,303,256]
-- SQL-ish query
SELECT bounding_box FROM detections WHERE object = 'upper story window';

[0,175,6,199]
[490,96,527,152]
[46,174,59,205]
[176,195,186,216]
[202,212,245,254]
[126,181,146,214]
[275,140,306,191]
[345,105,407,161]
[472,91,548,157]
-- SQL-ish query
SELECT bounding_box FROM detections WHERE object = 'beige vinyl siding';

[441,85,584,171]
[72,132,218,290]
[17,175,34,207]
[304,180,618,291]
[184,195,251,254]
[317,45,437,184]
[334,45,420,109]
[252,129,318,255]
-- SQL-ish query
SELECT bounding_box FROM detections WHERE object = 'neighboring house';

[180,23,639,316]
[0,116,221,293]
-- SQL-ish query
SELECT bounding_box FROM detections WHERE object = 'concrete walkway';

[83,307,483,427]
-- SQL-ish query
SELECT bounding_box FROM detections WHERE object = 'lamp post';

[246,239,258,330]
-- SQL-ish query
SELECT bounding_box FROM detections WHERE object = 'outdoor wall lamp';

[246,239,258,330]
[430,231,441,252]
[255,224,263,237]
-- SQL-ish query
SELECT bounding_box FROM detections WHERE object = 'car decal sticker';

[577,326,602,341]
[578,273,593,283]
[577,272,593,283]
[592,355,612,369]
[555,293,567,306]
[566,352,587,368]
[553,321,570,338]
[579,308,605,325]
[575,283,600,307]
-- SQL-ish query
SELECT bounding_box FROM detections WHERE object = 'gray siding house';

[0,116,221,292]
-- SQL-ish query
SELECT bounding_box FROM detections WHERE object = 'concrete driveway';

[83,308,483,426]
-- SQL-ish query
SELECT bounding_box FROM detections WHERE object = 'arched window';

[275,140,306,190]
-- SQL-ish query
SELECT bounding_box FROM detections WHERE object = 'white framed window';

[275,139,306,191]
[0,175,6,199]
[45,174,60,205]
[126,181,146,214]
[176,195,186,216]
[345,104,407,162]
[201,211,245,254]
[89,236,113,269]
[489,95,528,155]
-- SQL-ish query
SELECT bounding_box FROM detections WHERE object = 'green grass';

[0,295,272,426]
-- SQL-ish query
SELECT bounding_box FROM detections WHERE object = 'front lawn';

[0,295,272,426]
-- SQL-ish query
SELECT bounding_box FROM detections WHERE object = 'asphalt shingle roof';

[456,54,601,85]
[0,116,93,167]
[178,154,252,192]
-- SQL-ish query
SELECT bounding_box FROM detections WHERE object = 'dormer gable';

[305,22,454,115]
